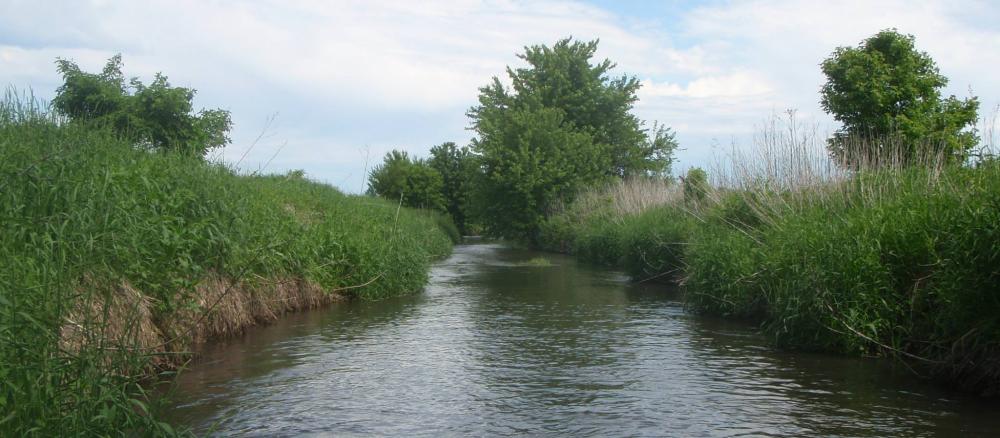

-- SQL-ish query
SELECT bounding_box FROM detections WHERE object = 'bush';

[368,150,447,211]
[682,167,709,204]
[53,55,231,156]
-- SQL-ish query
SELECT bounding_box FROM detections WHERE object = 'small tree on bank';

[682,167,709,205]
[53,55,231,156]
[820,29,979,166]
[367,150,446,211]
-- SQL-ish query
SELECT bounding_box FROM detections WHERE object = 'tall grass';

[540,112,1000,394]
[0,94,455,435]
[538,177,683,265]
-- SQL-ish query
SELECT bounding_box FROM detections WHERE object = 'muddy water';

[165,243,999,436]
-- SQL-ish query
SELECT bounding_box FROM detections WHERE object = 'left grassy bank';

[0,96,456,436]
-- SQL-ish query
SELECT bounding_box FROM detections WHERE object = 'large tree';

[367,150,446,212]
[53,55,231,156]
[820,29,979,165]
[468,38,676,241]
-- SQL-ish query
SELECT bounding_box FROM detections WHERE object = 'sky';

[2,0,998,193]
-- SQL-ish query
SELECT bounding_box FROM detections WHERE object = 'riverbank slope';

[539,155,1000,396]
[0,99,456,435]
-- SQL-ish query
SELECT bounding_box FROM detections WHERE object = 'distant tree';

[53,55,231,156]
[368,150,446,211]
[635,122,679,178]
[682,167,709,204]
[428,142,477,234]
[468,37,677,241]
[820,29,979,165]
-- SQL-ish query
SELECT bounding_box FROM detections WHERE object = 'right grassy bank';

[540,144,1000,395]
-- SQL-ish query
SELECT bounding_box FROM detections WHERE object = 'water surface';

[166,243,999,436]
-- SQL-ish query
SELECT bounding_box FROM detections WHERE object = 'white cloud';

[640,72,773,99]
[1,0,998,192]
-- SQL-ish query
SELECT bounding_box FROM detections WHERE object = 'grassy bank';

[540,127,1000,395]
[0,96,456,435]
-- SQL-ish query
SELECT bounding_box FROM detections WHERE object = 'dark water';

[165,243,999,436]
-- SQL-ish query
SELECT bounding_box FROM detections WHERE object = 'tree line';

[368,30,980,242]
[369,38,679,241]
[50,30,981,243]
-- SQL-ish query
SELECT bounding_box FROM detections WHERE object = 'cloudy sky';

[2,0,997,192]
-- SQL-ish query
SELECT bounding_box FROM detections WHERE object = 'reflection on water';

[164,243,999,436]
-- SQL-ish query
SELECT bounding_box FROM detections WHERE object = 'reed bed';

[539,177,682,265]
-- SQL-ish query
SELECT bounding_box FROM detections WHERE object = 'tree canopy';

[468,37,677,241]
[53,55,231,156]
[428,142,477,234]
[820,29,979,165]
[473,107,606,241]
[367,150,446,211]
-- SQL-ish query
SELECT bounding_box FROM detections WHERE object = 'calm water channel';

[165,243,999,436]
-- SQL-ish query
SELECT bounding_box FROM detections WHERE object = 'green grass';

[0,95,455,435]
[539,162,1000,394]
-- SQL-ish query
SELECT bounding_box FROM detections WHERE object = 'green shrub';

[53,55,231,156]
[682,167,709,204]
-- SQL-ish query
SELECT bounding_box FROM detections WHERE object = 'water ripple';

[165,243,1000,437]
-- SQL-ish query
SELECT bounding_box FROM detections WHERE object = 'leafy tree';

[428,142,477,234]
[820,29,979,165]
[53,55,231,156]
[368,150,446,211]
[473,107,607,242]
[468,37,677,241]
[470,38,677,179]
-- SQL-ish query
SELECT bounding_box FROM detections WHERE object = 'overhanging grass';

[0,96,454,435]
[539,157,1000,394]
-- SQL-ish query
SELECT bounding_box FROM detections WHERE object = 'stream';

[164,243,999,436]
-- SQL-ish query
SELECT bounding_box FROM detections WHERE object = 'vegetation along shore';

[0,58,456,435]
[1,23,997,436]
[369,31,998,396]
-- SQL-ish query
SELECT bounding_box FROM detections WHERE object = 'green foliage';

[0,96,453,435]
[473,106,607,242]
[683,222,766,318]
[617,206,693,281]
[367,150,446,211]
[683,166,1000,392]
[820,29,979,164]
[537,150,1000,392]
[682,167,709,204]
[468,37,677,241]
[498,38,677,178]
[572,217,625,266]
[428,142,477,234]
[53,55,231,156]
